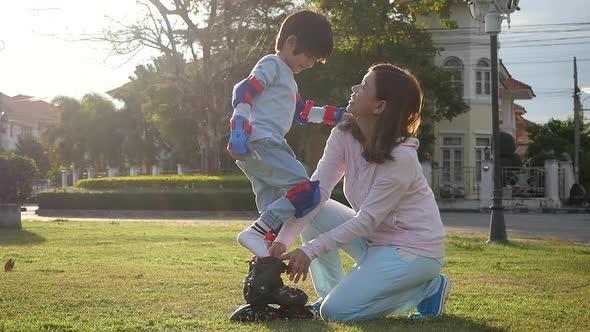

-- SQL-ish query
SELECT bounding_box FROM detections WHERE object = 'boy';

[228,9,346,257]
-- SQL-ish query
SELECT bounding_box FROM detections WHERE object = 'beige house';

[420,3,535,199]
[0,93,59,151]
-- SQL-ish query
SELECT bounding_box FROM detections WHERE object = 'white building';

[0,93,59,151]
[419,2,535,199]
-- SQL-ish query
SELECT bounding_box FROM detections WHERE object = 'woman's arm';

[273,127,346,249]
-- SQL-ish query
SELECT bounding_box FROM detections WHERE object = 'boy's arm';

[294,93,347,126]
[227,57,278,157]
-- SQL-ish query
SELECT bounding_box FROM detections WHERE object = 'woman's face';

[347,70,381,118]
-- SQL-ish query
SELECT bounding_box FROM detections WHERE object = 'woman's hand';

[280,248,311,283]
[268,242,287,258]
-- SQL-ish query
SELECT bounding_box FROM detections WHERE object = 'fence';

[428,161,573,204]
[431,167,480,200]
[501,166,545,198]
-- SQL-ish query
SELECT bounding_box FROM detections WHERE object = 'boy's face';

[287,53,319,74]
[280,35,320,74]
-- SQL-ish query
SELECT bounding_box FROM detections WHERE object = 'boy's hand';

[269,242,287,258]
[227,115,251,159]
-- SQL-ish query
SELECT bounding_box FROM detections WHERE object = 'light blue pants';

[236,138,309,229]
[302,199,445,322]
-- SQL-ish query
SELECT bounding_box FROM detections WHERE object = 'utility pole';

[573,57,581,183]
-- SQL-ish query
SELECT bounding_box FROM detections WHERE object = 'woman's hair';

[339,63,423,164]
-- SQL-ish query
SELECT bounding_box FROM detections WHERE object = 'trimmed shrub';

[0,152,40,205]
[38,190,256,211]
[76,175,251,190]
[37,189,349,211]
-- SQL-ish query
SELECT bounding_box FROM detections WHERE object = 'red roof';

[503,78,532,90]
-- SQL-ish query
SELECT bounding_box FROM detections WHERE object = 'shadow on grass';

[262,314,506,331]
[0,228,46,246]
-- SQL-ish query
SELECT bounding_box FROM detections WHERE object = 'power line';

[503,58,590,65]
[422,21,590,31]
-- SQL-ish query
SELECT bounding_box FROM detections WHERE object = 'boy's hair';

[339,64,424,164]
[275,10,333,63]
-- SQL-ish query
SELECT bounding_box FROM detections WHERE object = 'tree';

[527,119,590,189]
[292,0,469,162]
[79,93,124,170]
[43,96,87,171]
[100,0,293,174]
[15,133,50,177]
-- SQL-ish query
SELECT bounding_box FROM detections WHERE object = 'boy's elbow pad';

[232,75,264,108]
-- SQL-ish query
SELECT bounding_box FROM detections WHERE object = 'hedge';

[0,152,39,205]
[76,175,251,190]
[37,189,349,211]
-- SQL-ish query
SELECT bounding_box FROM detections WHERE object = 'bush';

[38,189,257,211]
[76,175,251,190]
[0,152,40,205]
[37,188,349,211]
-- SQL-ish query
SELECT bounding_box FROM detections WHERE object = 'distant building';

[0,93,59,151]
[418,3,536,199]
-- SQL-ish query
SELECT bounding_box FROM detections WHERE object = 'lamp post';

[467,0,520,244]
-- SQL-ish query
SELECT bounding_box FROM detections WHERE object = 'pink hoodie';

[275,127,445,260]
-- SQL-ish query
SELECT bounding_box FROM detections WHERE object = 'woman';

[268,63,450,322]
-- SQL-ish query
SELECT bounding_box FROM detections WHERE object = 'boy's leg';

[319,246,444,322]
[236,138,312,256]
[301,199,367,299]
[235,172,281,256]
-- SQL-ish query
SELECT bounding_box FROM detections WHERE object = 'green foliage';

[498,131,521,170]
[527,119,590,188]
[44,93,138,171]
[105,1,293,174]
[37,189,348,211]
[499,131,516,157]
[37,190,257,211]
[76,175,251,190]
[294,0,469,161]
[15,133,50,177]
[43,96,86,169]
[0,152,40,204]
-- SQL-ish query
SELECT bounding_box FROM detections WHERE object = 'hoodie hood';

[399,137,420,150]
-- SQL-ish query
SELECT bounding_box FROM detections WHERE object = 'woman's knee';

[319,298,354,322]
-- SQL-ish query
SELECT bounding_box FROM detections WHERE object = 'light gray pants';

[236,138,309,229]
[303,199,445,322]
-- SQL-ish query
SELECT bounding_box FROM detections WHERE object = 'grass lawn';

[1,220,589,332]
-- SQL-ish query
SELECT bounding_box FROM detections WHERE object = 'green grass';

[1,221,589,332]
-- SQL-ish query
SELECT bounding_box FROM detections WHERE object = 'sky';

[0,0,588,124]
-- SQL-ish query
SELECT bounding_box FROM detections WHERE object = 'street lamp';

[467,0,520,244]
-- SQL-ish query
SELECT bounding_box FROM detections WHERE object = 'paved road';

[22,207,590,245]
[441,212,590,245]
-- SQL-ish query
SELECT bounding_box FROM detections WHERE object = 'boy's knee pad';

[286,180,321,218]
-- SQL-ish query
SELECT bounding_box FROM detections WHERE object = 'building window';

[21,126,33,136]
[443,57,464,96]
[441,135,464,184]
[475,136,491,181]
[476,58,491,96]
